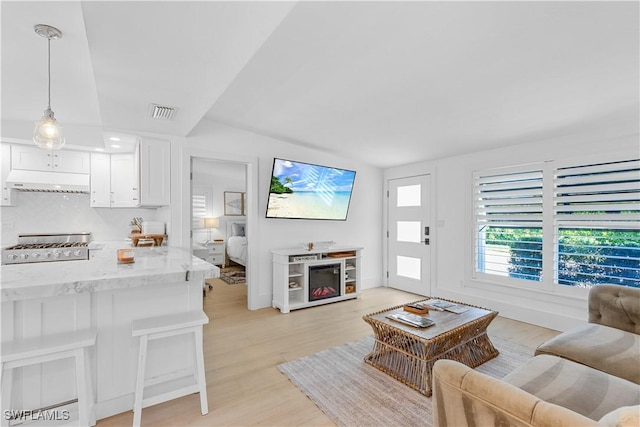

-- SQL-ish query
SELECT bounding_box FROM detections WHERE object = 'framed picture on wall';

[224,191,245,216]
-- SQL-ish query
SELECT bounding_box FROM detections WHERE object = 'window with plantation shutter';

[474,165,544,283]
[554,158,640,288]
[192,193,207,229]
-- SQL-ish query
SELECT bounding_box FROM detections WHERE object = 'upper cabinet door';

[11,145,53,171]
[139,138,171,206]
[11,145,90,174]
[110,153,139,208]
[1,144,16,206]
[90,152,111,208]
[54,150,90,174]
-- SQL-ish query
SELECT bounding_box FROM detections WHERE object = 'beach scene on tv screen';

[267,159,355,220]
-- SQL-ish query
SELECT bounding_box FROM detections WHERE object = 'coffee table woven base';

[363,300,498,396]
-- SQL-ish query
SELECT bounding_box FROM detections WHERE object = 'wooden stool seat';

[131,310,209,427]
[1,328,97,427]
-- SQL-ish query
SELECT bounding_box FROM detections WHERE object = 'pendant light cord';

[47,37,51,110]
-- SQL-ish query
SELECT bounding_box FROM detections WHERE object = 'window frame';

[470,150,639,295]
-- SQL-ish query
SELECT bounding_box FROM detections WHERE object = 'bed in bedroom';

[226,220,247,266]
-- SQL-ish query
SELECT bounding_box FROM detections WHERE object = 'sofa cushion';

[535,323,640,384]
[503,355,640,421]
[599,405,640,427]
[588,284,640,334]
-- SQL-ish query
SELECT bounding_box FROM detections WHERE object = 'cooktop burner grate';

[6,242,90,250]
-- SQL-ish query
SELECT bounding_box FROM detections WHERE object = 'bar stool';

[131,310,209,427]
[1,328,97,427]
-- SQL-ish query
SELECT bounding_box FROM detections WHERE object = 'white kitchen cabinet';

[139,138,170,206]
[1,144,16,206]
[90,140,169,208]
[111,152,139,207]
[90,152,111,207]
[11,144,89,174]
[90,150,139,208]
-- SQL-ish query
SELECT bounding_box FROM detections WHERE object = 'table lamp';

[204,217,219,243]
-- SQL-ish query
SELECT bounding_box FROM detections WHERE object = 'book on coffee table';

[421,299,470,314]
[386,312,435,328]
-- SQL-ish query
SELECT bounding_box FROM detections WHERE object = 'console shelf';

[272,245,363,313]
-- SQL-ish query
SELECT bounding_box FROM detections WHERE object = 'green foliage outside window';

[483,227,640,288]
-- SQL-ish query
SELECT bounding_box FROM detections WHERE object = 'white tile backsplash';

[0,192,169,245]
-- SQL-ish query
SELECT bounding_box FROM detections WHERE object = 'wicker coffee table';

[363,299,499,396]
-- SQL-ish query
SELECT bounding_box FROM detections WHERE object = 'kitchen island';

[1,242,219,421]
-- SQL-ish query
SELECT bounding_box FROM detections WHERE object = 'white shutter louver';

[192,193,207,229]
[474,165,544,281]
[554,158,640,288]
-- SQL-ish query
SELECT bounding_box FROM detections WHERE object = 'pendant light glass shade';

[34,107,64,149]
[33,24,64,150]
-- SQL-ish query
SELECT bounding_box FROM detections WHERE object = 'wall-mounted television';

[266,158,356,220]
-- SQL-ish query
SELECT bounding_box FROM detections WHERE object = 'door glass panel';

[397,221,421,243]
[397,184,421,207]
[397,255,421,280]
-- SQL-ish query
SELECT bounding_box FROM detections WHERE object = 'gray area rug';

[219,269,246,285]
[278,335,532,427]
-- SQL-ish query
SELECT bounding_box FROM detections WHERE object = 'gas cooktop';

[2,233,92,265]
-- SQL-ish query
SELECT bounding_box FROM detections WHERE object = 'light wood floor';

[97,279,560,426]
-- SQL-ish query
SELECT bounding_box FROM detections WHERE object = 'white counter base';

[0,243,217,421]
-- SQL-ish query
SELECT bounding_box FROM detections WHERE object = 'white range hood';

[6,169,90,193]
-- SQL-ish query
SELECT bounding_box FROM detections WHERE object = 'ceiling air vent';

[149,104,177,120]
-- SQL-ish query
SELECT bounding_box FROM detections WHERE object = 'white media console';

[272,245,363,313]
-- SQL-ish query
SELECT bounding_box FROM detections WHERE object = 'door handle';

[423,238,430,245]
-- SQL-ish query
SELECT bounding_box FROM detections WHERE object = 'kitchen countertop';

[1,241,220,302]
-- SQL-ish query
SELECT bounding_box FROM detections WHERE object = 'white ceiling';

[2,1,638,168]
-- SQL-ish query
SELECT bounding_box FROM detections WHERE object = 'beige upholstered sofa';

[432,285,640,426]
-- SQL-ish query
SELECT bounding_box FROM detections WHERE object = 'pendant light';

[33,24,65,150]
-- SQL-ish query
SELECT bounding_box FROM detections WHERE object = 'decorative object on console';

[203,217,219,243]
[300,241,335,250]
[224,192,245,216]
[33,24,65,150]
[266,158,356,220]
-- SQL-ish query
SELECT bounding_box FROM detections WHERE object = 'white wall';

[385,128,639,332]
[179,119,384,309]
[0,192,168,244]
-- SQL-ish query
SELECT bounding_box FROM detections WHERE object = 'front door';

[387,175,431,295]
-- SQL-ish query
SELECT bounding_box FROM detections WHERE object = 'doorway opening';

[191,157,249,306]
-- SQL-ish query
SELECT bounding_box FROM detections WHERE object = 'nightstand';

[204,241,225,267]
